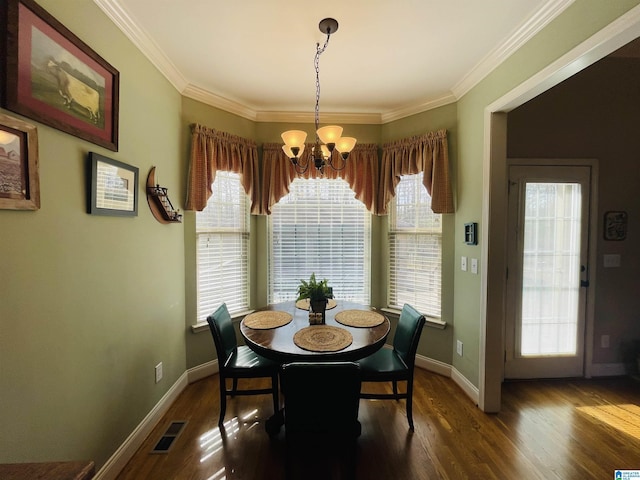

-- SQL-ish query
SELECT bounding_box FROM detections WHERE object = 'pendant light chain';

[314,33,331,134]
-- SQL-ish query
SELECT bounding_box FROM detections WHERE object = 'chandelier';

[281,18,357,175]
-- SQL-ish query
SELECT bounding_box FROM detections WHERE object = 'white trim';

[590,363,627,377]
[187,359,219,383]
[93,371,189,480]
[451,367,481,406]
[415,353,451,378]
[255,110,383,125]
[182,84,258,121]
[452,0,575,100]
[380,94,457,124]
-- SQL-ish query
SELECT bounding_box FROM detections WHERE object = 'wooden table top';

[240,300,390,363]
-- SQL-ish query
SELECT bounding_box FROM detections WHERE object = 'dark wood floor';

[115,370,640,479]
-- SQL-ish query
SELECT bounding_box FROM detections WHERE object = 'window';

[196,171,249,321]
[389,172,442,318]
[269,177,371,304]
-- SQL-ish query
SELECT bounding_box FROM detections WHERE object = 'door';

[505,164,592,379]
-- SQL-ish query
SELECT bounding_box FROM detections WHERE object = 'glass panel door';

[505,165,591,379]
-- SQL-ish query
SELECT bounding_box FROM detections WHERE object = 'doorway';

[504,163,593,379]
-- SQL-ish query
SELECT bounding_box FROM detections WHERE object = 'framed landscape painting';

[0,113,40,210]
[1,0,119,151]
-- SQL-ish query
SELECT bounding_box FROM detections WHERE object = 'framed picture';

[604,211,627,241]
[88,152,138,217]
[0,113,40,210]
[1,0,119,151]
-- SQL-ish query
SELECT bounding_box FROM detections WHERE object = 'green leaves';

[296,272,333,301]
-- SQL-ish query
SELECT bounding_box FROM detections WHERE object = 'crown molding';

[255,111,383,125]
[452,0,574,99]
[182,84,258,121]
[381,93,457,123]
[93,0,188,92]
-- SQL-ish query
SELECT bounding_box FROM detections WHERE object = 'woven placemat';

[293,325,353,352]
[335,310,385,328]
[243,310,292,330]
[295,298,338,310]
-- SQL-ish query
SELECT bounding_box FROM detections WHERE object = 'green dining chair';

[206,303,280,427]
[357,303,426,430]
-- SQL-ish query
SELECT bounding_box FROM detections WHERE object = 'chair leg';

[218,375,227,427]
[231,378,238,396]
[271,374,280,415]
[406,378,414,430]
[392,380,398,398]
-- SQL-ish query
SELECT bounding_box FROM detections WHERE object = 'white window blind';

[389,172,442,318]
[269,177,371,304]
[196,171,249,321]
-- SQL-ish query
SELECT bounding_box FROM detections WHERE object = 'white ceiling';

[94,0,574,123]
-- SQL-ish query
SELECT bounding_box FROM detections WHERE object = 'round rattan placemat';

[295,298,338,310]
[335,309,385,328]
[293,325,353,352]
[243,310,292,330]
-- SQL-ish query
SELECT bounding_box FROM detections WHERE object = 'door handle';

[580,265,589,287]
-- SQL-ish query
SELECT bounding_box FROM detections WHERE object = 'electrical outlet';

[461,256,468,271]
[456,340,463,356]
[601,335,610,349]
[155,362,163,383]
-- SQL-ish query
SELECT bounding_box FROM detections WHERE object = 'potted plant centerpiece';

[297,273,333,322]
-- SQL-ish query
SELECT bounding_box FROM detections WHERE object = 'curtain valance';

[260,143,379,215]
[185,124,260,213]
[379,129,454,214]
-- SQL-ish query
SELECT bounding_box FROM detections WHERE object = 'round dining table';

[240,300,390,363]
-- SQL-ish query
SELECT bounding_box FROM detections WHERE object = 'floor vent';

[151,421,187,454]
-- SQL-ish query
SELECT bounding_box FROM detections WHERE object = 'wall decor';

[0,113,40,210]
[88,152,138,217]
[603,211,627,241]
[146,166,182,223]
[1,0,119,151]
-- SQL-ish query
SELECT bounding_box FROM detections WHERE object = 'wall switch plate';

[471,258,478,274]
[461,256,468,271]
[155,362,163,383]
[456,340,463,356]
[603,254,621,268]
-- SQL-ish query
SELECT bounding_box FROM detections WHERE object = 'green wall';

[0,0,185,467]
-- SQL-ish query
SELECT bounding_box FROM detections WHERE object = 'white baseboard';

[414,353,480,405]
[590,362,627,377]
[94,366,196,480]
[187,359,219,383]
[450,366,480,405]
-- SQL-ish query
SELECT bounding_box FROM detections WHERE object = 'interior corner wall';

[0,0,185,468]
[507,57,640,368]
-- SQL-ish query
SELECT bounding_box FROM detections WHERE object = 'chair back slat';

[207,303,238,362]
[393,303,426,366]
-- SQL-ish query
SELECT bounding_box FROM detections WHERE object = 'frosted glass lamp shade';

[281,130,307,149]
[320,144,331,159]
[335,137,356,153]
[316,125,343,146]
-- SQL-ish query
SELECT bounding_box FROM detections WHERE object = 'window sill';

[191,309,255,334]
[380,307,447,330]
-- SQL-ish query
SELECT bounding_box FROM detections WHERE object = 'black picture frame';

[88,152,138,217]
[1,0,119,151]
